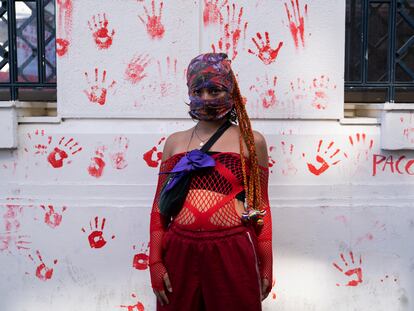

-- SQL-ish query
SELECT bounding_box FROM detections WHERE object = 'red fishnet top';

[149,151,272,291]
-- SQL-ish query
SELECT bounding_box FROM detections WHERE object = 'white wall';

[1,1,413,310]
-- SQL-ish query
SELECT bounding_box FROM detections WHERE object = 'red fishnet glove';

[149,154,182,291]
[256,166,273,283]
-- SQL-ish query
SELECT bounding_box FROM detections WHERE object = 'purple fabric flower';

[160,149,216,192]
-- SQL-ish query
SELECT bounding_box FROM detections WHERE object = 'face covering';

[186,53,235,121]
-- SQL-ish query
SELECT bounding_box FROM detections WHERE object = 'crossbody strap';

[200,120,232,152]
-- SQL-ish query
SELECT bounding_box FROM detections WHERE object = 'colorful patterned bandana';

[186,53,235,120]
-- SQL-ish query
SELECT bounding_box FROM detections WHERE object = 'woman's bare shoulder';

[252,130,268,168]
[161,128,194,161]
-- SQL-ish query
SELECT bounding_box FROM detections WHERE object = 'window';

[0,0,56,116]
[345,0,414,105]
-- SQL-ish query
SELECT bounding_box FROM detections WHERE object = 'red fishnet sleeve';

[149,155,181,291]
[256,165,273,282]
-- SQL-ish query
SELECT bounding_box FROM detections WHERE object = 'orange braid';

[230,71,261,211]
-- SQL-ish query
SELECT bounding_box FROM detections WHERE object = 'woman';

[149,53,272,310]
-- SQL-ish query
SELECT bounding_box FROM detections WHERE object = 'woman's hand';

[261,278,271,301]
[153,273,173,306]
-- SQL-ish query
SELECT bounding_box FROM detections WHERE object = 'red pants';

[158,224,262,311]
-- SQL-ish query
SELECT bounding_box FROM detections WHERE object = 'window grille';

[0,0,56,104]
[345,0,414,104]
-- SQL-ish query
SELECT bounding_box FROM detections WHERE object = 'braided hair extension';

[229,71,262,211]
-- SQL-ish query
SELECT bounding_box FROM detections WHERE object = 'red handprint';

[56,0,73,57]
[47,137,82,168]
[344,133,374,163]
[284,0,308,49]
[120,293,145,311]
[132,243,149,270]
[83,68,117,106]
[88,13,116,50]
[302,139,343,176]
[157,56,178,97]
[56,38,70,57]
[0,234,31,253]
[285,77,308,107]
[82,216,115,249]
[333,252,363,287]
[400,113,414,143]
[309,75,336,110]
[211,3,248,60]
[88,145,107,178]
[24,129,52,155]
[139,0,165,39]
[28,250,58,281]
[281,141,297,176]
[110,136,129,170]
[203,0,228,26]
[125,54,151,84]
[41,204,67,228]
[248,32,283,65]
[249,74,278,109]
[143,137,166,168]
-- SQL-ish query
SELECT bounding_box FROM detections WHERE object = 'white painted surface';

[381,111,414,150]
[0,1,414,311]
[0,104,17,149]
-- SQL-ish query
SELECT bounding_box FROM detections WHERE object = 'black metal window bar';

[345,0,414,103]
[0,0,56,101]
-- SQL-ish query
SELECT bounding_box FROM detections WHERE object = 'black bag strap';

[199,120,232,152]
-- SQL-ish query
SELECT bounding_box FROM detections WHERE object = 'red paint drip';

[284,0,307,49]
[56,0,73,57]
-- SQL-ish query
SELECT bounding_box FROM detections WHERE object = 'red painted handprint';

[333,252,363,287]
[24,129,52,155]
[139,0,165,39]
[203,0,228,26]
[249,74,278,109]
[281,141,297,176]
[120,293,145,311]
[157,57,178,97]
[47,137,82,168]
[400,113,414,144]
[110,135,129,170]
[88,145,107,178]
[302,139,343,176]
[344,133,374,163]
[285,77,308,106]
[211,3,248,60]
[83,68,117,106]
[284,0,308,49]
[56,38,70,57]
[41,204,67,228]
[248,32,283,65]
[309,75,337,110]
[125,54,151,84]
[56,0,73,57]
[143,137,166,168]
[82,216,115,249]
[88,13,116,50]
[132,243,149,270]
[28,250,58,281]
